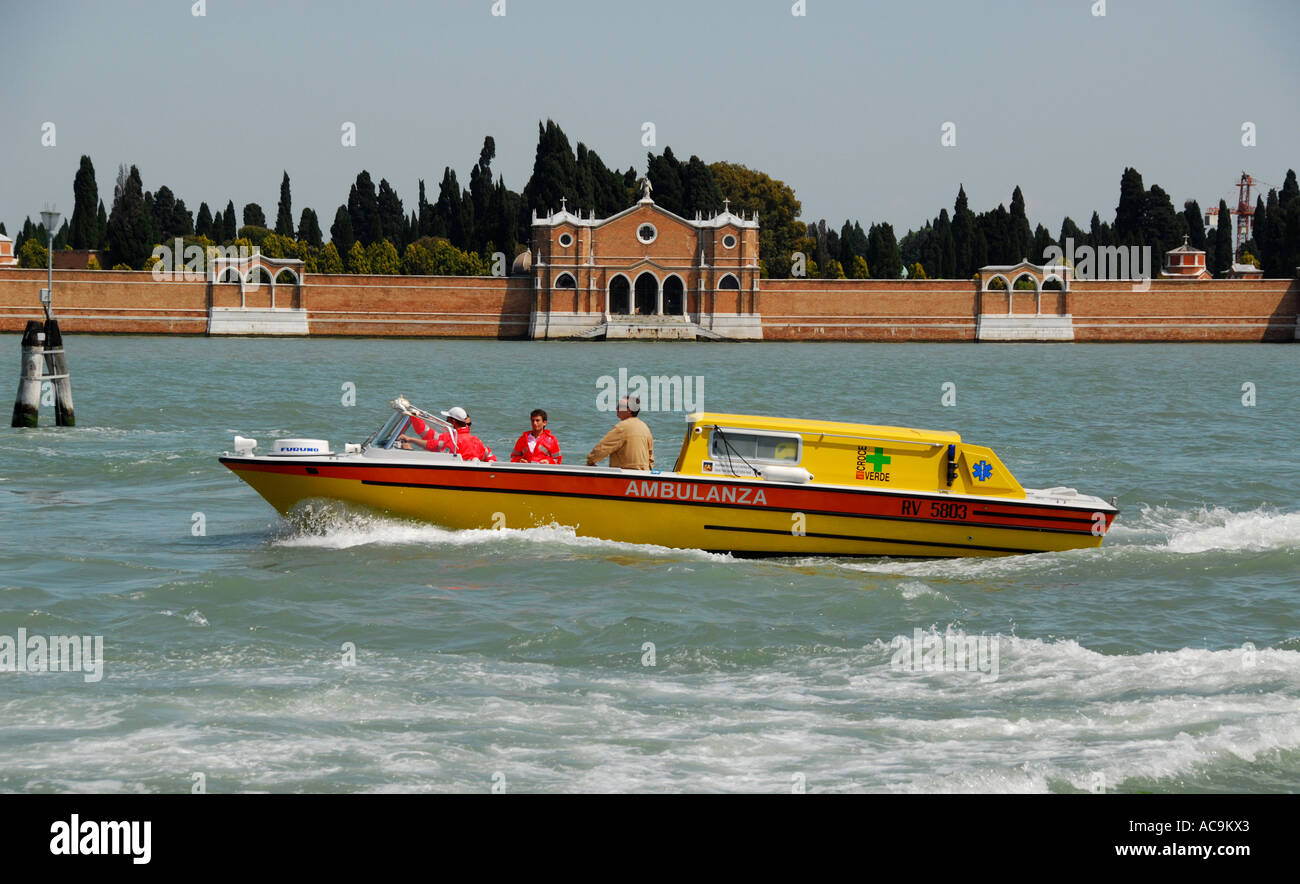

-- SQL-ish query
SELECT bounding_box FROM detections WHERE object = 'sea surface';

[1,337,1297,793]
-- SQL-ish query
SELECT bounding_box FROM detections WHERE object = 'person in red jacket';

[510,409,562,464]
[400,406,496,462]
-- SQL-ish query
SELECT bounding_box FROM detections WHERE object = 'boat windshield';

[365,402,459,452]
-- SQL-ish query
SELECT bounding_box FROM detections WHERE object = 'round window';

[637,224,657,244]
[558,232,574,248]
[722,234,737,249]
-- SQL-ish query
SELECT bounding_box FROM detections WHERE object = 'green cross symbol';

[865,447,891,471]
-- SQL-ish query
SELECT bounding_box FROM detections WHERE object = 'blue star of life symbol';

[973,460,993,481]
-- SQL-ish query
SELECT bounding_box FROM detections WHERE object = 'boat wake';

[835,503,1299,579]
[269,504,731,561]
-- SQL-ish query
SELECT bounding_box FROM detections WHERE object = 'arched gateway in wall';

[526,185,763,340]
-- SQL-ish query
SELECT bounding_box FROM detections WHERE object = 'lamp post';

[39,206,60,321]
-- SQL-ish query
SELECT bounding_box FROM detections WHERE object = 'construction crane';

[1234,172,1255,255]
[1205,171,1280,257]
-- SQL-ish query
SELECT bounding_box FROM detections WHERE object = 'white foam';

[271,511,731,561]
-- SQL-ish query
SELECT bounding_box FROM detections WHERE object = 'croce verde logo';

[856,446,891,482]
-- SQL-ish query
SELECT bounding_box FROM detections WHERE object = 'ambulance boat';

[219,398,1118,557]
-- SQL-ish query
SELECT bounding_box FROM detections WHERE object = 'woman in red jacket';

[510,409,562,464]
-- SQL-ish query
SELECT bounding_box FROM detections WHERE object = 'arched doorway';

[662,275,684,315]
[608,275,630,315]
[634,272,658,315]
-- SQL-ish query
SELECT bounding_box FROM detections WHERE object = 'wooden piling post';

[11,320,44,428]
[42,319,75,427]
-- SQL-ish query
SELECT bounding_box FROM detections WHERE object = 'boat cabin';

[672,412,1027,499]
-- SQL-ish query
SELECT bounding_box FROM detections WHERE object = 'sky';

[2,0,1298,239]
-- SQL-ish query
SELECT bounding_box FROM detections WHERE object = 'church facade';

[523,182,763,339]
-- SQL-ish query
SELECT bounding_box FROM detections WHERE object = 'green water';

[1,337,1297,792]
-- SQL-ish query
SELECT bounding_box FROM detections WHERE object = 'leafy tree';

[107,164,151,268]
[297,208,323,248]
[330,205,355,256]
[86,254,101,270]
[366,239,401,274]
[317,242,344,274]
[345,240,370,274]
[709,161,804,277]
[851,255,870,279]
[18,237,48,268]
[242,203,266,228]
[152,186,177,240]
[275,172,294,236]
[195,202,213,239]
[70,155,100,249]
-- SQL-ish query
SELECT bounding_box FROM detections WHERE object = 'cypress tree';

[1183,200,1207,251]
[106,164,151,268]
[1031,224,1053,265]
[1008,186,1033,261]
[1114,167,1146,245]
[330,205,354,256]
[152,186,177,240]
[680,155,724,217]
[297,208,323,248]
[196,202,213,239]
[1280,169,1300,208]
[275,172,294,236]
[434,167,467,248]
[932,210,956,278]
[866,222,902,279]
[223,201,237,241]
[521,120,579,224]
[96,200,108,249]
[418,179,432,238]
[1213,199,1233,275]
[952,185,977,277]
[210,209,224,242]
[1141,185,1184,267]
[645,147,685,214]
[376,178,405,249]
[1058,216,1086,254]
[70,155,100,249]
[348,172,381,245]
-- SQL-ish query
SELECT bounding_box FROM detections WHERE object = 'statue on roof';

[637,177,653,201]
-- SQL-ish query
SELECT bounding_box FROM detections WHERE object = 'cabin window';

[709,428,802,467]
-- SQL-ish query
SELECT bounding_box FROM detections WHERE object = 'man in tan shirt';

[587,396,654,470]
